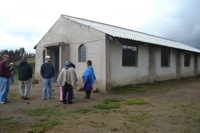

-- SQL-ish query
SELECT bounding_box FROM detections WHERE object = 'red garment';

[0,61,11,78]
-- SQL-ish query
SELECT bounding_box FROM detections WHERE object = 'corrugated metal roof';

[62,15,200,53]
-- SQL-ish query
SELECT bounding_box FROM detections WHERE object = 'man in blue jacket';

[40,55,55,100]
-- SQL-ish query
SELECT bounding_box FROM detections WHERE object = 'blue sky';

[0,0,200,53]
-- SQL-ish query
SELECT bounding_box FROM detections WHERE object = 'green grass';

[93,98,121,110]
[93,102,120,110]
[93,98,147,110]
[31,119,61,133]
[72,108,92,114]
[89,120,106,128]
[103,98,122,103]
[113,79,193,94]
[181,104,200,123]
[124,99,148,105]
[114,86,137,94]
[8,92,19,100]
[22,108,62,132]
[129,111,151,122]
[0,118,16,126]
[23,108,59,116]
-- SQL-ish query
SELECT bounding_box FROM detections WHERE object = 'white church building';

[34,14,200,92]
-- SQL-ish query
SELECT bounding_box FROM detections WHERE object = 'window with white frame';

[78,44,86,62]
[122,44,138,66]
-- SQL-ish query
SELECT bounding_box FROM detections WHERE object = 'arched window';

[78,44,86,62]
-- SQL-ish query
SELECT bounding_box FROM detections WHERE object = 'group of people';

[0,54,96,105]
[41,55,96,104]
[0,54,33,104]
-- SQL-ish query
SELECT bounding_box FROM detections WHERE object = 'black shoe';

[68,101,73,104]
[84,96,90,99]
[23,97,29,100]
[21,96,24,99]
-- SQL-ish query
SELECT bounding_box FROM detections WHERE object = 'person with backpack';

[18,57,33,100]
[0,54,11,104]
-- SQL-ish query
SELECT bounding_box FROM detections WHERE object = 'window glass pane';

[79,44,86,62]
[184,53,190,67]
[122,44,138,66]
[161,47,170,67]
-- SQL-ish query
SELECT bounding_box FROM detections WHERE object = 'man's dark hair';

[87,60,92,66]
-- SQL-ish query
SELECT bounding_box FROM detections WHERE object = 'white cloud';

[0,0,200,52]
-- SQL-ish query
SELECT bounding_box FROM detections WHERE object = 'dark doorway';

[55,47,59,80]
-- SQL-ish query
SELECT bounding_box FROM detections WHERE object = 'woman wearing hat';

[59,62,76,102]
[57,61,77,104]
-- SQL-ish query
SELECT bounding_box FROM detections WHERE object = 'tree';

[19,47,26,57]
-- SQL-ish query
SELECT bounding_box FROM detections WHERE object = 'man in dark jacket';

[40,55,55,100]
[0,54,11,104]
[18,57,33,100]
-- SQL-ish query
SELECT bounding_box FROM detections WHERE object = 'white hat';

[45,55,50,59]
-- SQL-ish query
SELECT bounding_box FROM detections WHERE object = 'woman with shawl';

[82,60,96,99]
[57,61,77,104]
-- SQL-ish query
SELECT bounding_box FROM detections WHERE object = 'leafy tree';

[0,47,34,62]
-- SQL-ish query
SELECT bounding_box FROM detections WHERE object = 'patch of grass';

[113,79,191,94]
[114,86,136,94]
[129,111,150,122]
[111,127,120,132]
[89,120,106,128]
[0,118,15,126]
[31,119,61,133]
[181,104,200,123]
[103,98,122,103]
[23,108,58,116]
[124,99,148,105]
[93,102,120,110]
[72,108,92,114]
[8,92,19,100]
[93,98,121,110]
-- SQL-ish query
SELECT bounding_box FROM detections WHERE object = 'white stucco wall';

[179,52,195,77]
[108,40,149,87]
[155,48,177,81]
[35,15,200,92]
[35,16,107,91]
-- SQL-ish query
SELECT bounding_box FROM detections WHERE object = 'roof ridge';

[61,14,179,42]
[61,14,200,53]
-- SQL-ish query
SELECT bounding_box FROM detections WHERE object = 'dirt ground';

[0,78,200,133]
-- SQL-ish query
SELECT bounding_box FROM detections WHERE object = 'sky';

[0,0,200,53]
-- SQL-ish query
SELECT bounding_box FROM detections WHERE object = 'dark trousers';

[85,90,91,99]
[62,83,73,104]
